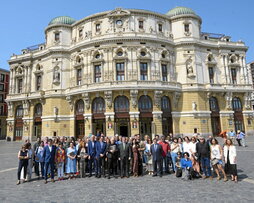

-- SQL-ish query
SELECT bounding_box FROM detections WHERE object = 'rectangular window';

[0,74,5,82]
[77,69,82,85]
[0,106,3,116]
[231,68,237,84]
[184,24,190,32]
[116,63,125,81]
[139,21,144,29]
[0,84,4,91]
[161,64,168,81]
[55,33,60,41]
[36,75,41,91]
[96,24,101,32]
[94,65,102,83]
[158,24,163,32]
[140,62,148,81]
[208,67,214,84]
[0,94,4,103]
[79,29,83,38]
[18,79,22,93]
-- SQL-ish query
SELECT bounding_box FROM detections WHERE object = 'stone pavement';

[0,138,254,203]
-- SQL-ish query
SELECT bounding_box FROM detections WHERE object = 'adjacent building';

[0,68,9,139]
[6,7,254,141]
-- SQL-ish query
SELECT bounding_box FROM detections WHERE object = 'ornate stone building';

[6,7,254,141]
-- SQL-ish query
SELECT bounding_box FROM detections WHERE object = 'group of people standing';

[16,133,239,185]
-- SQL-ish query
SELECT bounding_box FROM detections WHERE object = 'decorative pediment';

[107,8,131,18]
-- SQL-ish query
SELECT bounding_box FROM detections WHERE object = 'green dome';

[166,7,196,17]
[48,16,76,26]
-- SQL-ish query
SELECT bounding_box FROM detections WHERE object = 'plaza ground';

[0,137,254,203]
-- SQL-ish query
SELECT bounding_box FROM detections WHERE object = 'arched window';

[114,96,129,113]
[92,97,105,114]
[209,97,220,112]
[75,99,84,115]
[138,95,153,112]
[16,105,23,118]
[161,96,171,112]
[232,97,242,111]
[34,103,42,117]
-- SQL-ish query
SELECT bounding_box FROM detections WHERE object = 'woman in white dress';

[210,138,227,181]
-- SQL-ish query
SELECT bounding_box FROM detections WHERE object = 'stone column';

[152,111,163,137]
[105,112,115,137]
[219,111,234,131]
[84,113,92,136]
[129,112,140,136]
[224,55,230,84]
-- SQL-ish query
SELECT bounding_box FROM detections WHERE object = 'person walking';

[17,145,29,185]
[210,138,227,182]
[224,139,238,183]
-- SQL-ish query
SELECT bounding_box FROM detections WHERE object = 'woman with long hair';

[224,139,238,182]
[210,138,227,182]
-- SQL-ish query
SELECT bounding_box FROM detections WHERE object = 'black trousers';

[17,160,28,180]
[153,159,162,175]
[88,156,96,175]
[120,157,129,177]
[80,159,87,178]
[34,161,45,177]
[100,157,106,176]
[44,162,55,180]
[236,139,242,146]
[107,158,117,177]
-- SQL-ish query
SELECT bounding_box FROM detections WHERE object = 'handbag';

[211,158,219,166]
[176,167,182,177]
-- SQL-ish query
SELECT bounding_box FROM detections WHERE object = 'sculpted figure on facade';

[22,100,30,116]
[186,57,195,78]
[154,91,163,108]
[104,91,113,109]
[225,92,233,110]
[130,90,138,108]
[83,93,90,110]
[244,92,251,110]
[173,92,181,109]
[53,67,60,84]
[192,101,197,111]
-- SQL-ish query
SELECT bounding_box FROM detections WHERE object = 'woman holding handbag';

[210,138,227,182]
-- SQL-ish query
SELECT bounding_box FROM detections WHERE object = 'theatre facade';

[6,7,254,141]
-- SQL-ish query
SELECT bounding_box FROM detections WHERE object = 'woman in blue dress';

[66,142,77,179]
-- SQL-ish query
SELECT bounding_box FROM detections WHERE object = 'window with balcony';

[17,79,22,93]
[36,75,42,91]
[231,68,237,84]
[161,64,168,81]
[94,65,102,83]
[208,67,214,84]
[77,69,82,86]
[140,62,148,81]
[116,63,125,81]
[139,21,144,29]
[96,24,101,32]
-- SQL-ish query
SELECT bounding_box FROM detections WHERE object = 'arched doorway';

[138,95,153,138]
[15,105,23,141]
[75,99,85,139]
[161,96,173,136]
[34,103,42,139]
[209,97,221,136]
[92,97,105,135]
[232,97,244,132]
[114,96,130,137]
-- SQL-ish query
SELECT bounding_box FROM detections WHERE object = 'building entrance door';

[115,118,130,137]
[92,119,106,135]
[75,120,85,139]
[34,122,42,139]
[139,118,152,138]
[211,114,221,136]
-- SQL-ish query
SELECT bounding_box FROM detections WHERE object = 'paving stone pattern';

[0,138,254,203]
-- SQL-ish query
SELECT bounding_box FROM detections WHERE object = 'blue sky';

[0,0,253,69]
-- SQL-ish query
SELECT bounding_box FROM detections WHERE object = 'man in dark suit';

[87,135,96,177]
[150,138,163,177]
[95,135,107,178]
[43,139,56,183]
[118,137,132,178]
